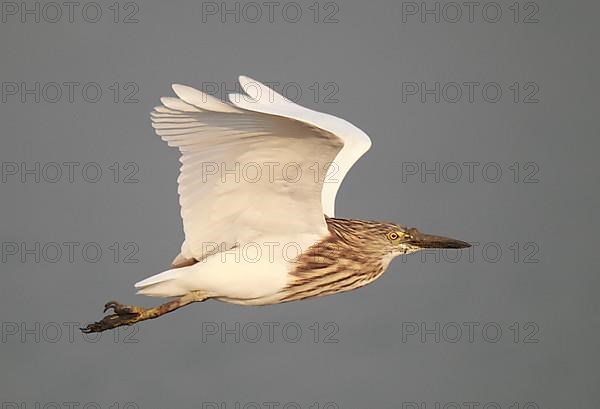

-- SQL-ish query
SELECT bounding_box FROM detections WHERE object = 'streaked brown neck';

[279,217,391,303]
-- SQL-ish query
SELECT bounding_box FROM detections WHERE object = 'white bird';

[82,75,469,333]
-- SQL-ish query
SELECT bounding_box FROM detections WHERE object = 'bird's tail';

[134,268,188,297]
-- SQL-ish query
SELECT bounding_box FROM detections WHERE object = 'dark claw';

[103,301,140,315]
[103,301,120,313]
[80,321,109,334]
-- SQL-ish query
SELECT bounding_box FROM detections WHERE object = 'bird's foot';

[80,301,146,333]
[81,291,209,334]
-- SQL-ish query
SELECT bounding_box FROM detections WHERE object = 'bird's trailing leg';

[80,291,208,333]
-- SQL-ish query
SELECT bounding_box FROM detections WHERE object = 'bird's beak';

[409,232,471,249]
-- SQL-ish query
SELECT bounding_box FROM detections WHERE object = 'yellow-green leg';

[80,291,208,333]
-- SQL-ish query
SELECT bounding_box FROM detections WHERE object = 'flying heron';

[81,76,470,333]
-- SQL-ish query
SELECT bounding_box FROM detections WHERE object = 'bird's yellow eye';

[388,232,400,241]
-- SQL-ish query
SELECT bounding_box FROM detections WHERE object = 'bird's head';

[379,224,471,258]
[325,218,471,265]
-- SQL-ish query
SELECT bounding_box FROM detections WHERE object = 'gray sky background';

[1,0,599,408]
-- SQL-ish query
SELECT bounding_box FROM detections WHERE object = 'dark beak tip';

[414,234,472,249]
[442,241,471,249]
[457,240,471,249]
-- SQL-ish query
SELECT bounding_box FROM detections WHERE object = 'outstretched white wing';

[229,76,372,216]
[151,76,372,262]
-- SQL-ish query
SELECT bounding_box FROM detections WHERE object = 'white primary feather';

[171,84,242,113]
[135,76,372,299]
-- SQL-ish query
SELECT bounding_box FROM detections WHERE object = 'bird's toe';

[103,301,120,313]
[103,301,144,315]
[80,301,148,333]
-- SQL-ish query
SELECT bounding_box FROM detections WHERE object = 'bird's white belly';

[176,234,323,302]
[188,254,289,299]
